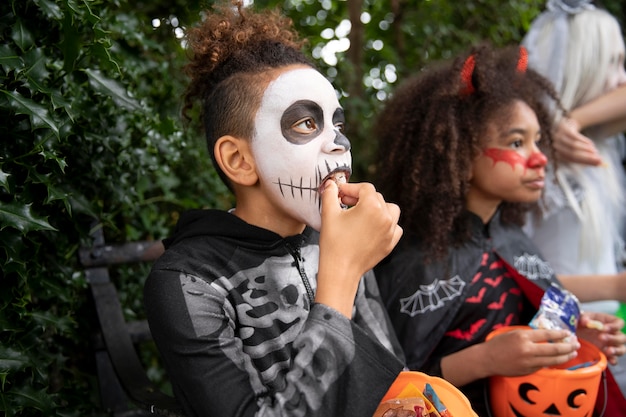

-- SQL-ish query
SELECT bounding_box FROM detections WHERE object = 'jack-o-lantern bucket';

[486,325,607,417]
[374,371,479,416]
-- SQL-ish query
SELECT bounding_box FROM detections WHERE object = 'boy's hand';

[321,180,403,272]
[314,180,402,318]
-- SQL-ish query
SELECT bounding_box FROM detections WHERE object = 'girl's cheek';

[483,148,527,171]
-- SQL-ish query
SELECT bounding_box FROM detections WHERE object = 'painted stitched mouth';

[272,165,352,200]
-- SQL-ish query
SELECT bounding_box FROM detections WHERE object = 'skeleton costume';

[375,209,625,417]
[145,210,404,417]
[144,68,404,417]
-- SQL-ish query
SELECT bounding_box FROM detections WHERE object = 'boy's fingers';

[387,202,401,222]
[320,180,341,214]
[336,182,375,207]
[335,182,357,199]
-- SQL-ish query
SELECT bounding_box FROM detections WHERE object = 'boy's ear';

[214,135,258,186]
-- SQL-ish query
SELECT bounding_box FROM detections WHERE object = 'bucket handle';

[484,382,494,417]
[595,370,607,417]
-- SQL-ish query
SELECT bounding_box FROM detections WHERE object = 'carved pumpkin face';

[503,381,593,416]
[487,326,606,417]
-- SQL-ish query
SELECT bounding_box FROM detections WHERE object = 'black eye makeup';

[281,100,325,144]
[333,108,345,133]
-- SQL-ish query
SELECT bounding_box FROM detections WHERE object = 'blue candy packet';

[529,284,580,336]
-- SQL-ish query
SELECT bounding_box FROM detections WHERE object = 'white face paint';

[251,68,351,231]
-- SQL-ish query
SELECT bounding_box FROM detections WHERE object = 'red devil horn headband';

[460,46,528,95]
[460,54,476,95]
[517,46,528,72]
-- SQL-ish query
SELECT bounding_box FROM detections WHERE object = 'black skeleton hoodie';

[144,209,405,417]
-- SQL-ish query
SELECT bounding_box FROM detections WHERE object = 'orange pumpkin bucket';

[486,325,607,417]
[374,371,479,417]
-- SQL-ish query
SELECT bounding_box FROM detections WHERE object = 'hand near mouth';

[315,180,403,318]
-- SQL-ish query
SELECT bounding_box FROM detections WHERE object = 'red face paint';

[483,148,526,170]
[526,151,547,168]
[483,148,546,173]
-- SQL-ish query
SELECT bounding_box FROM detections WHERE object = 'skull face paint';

[251,68,352,231]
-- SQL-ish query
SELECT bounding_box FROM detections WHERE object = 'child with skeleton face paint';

[373,44,626,416]
[144,2,405,417]
[251,67,352,232]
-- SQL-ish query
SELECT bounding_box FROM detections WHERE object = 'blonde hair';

[524,7,626,271]
[561,9,624,108]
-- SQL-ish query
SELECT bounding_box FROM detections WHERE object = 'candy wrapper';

[424,383,453,417]
[375,371,477,417]
[529,284,580,343]
[373,397,428,417]
[373,382,455,417]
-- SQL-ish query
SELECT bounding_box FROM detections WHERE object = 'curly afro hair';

[374,43,564,260]
[181,0,315,189]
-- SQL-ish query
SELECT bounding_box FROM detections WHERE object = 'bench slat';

[81,224,182,416]
[80,241,164,268]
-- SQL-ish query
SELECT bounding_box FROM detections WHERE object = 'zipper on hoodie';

[285,241,315,305]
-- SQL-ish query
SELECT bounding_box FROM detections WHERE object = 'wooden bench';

[79,224,184,417]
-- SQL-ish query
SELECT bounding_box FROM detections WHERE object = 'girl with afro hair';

[373,43,626,416]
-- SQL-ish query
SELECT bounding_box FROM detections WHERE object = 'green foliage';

[1,0,229,415]
[2,0,624,414]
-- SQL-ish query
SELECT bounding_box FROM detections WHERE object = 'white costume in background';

[522,0,626,314]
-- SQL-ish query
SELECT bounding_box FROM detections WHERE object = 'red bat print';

[471,271,482,283]
[488,292,507,309]
[481,252,489,266]
[492,313,515,329]
[484,276,503,287]
[445,318,487,341]
[489,260,503,270]
[466,287,486,303]
[509,288,521,295]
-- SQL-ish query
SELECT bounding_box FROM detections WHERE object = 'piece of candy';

[586,319,604,330]
[423,383,453,417]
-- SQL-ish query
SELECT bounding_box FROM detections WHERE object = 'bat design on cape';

[514,253,554,281]
[399,275,465,317]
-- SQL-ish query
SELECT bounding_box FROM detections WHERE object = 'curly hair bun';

[182,0,311,117]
